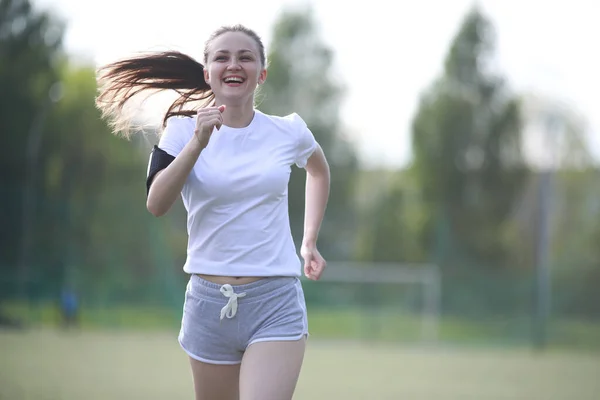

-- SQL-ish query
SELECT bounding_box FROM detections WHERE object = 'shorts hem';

[248,332,309,347]
[179,339,242,365]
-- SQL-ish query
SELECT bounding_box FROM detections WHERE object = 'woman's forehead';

[208,31,259,54]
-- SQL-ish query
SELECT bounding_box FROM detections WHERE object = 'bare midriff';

[196,274,263,286]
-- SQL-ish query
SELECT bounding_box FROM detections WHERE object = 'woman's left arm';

[301,144,331,281]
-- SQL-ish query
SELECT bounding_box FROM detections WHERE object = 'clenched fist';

[194,105,226,148]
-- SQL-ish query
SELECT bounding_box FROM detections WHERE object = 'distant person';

[95,24,330,400]
[59,286,78,328]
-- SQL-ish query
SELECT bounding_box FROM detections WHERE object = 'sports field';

[1,328,598,400]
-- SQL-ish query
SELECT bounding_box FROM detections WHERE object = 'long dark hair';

[95,51,212,138]
[95,24,266,138]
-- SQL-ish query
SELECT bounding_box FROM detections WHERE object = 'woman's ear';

[258,68,267,85]
[204,69,210,85]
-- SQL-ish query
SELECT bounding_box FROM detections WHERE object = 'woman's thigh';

[238,338,307,400]
[189,357,241,400]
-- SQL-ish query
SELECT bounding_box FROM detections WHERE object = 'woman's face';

[204,31,267,106]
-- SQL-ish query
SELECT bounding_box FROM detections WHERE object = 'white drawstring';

[219,284,246,320]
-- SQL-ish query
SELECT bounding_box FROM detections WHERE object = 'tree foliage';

[0,0,64,275]
[0,0,181,304]
[356,7,530,268]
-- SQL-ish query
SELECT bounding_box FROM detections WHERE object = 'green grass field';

[5,302,600,349]
[1,328,599,400]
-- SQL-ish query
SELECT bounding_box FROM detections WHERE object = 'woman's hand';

[301,243,327,281]
[195,105,225,147]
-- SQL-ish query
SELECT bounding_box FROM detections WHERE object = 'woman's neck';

[219,100,255,129]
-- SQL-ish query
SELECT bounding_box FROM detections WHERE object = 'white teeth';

[224,77,244,83]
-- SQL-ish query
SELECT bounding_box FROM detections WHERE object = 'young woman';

[95,24,330,400]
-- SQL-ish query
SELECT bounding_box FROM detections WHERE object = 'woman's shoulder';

[164,114,196,130]
[157,115,195,156]
[255,109,307,133]
[161,115,196,138]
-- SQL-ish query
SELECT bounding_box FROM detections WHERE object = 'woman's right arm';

[146,105,225,217]
[146,138,205,217]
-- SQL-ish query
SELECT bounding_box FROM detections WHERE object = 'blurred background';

[1,0,599,399]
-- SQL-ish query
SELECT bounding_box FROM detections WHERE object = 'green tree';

[259,5,359,259]
[409,6,529,268]
[357,7,529,268]
[510,99,597,270]
[354,171,430,264]
[32,61,182,306]
[0,0,64,298]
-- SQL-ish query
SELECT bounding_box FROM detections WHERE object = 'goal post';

[308,261,442,343]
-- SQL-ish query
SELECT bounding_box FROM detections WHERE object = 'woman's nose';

[227,59,242,70]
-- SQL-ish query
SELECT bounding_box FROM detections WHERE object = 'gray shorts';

[178,274,309,365]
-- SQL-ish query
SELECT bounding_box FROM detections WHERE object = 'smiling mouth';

[223,77,245,85]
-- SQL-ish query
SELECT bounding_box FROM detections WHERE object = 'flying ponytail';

[95,51,214,138]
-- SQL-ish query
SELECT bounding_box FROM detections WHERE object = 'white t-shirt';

[156,109,318,277]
